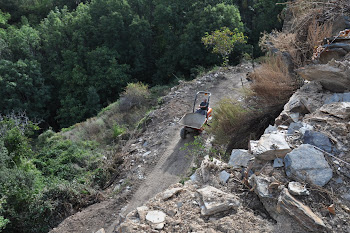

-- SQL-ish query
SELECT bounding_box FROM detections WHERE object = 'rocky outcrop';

[297,60,350,92]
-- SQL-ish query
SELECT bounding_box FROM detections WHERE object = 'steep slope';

[50,64,252,233]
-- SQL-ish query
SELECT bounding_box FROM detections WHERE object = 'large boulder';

[284,144,333,186]
[297,60,350,92]
[249,133,292,160]
[228,149,254,168]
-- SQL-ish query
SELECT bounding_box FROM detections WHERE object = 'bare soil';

[49,64,253,233]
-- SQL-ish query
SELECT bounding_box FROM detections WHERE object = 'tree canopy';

[0,0,286,129]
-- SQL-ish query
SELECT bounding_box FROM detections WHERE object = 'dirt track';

[50,64,252,233]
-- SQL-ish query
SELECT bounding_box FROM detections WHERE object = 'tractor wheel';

[180,127,186,139]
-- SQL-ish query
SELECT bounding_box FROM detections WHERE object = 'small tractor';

[179,91,212,139]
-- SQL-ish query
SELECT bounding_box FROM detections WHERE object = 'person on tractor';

[195,99,208,115]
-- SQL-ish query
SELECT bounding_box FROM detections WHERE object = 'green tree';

[202,27,246,66]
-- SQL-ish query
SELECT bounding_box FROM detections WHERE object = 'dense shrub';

[0,114,105,233]
[208,98,250,145]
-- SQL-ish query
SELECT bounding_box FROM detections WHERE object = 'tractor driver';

[200,99,208,110]
[195,99,208,115]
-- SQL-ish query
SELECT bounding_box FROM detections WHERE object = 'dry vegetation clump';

[261,0,350,67]
[250,55,297,104]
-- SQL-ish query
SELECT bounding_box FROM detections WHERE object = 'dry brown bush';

[261,0,348,67]
[250,55,297,104]
[307,18,333,49]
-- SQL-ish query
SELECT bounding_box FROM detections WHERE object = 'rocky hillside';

[114,4,350,233]
[117,78,350,232]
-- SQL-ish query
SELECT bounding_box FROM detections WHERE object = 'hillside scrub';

[0,113,108,233]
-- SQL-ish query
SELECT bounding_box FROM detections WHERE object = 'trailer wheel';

[180,127,186,139]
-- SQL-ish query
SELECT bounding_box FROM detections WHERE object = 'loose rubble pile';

[113,77,350,232]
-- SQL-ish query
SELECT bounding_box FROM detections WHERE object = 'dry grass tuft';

[250,55,297,104]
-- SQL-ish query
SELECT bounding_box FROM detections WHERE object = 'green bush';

[113,123,126,138]
[208,98,250,145]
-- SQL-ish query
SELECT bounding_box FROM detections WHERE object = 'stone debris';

[95,228,105,233]
[218,170,230,184]
[287,122,303,134]
[288,182,310,196]
[319,102,350,120]
[277,189,328,232]
[264,125,278,134]
[196,186,240,216]
[136,206,149,221]
[250,133,292,160]
[273,158,284,168]
[161,187,183,201]
[228,149,254,168]
[284,144,333,186]
[324,92,350,104]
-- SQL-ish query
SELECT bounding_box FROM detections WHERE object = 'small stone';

[273,158,284,168]
[95,228,105,233]
[162,188,183,201]
[190,173,199,182]
[277,188,327,232]
[250,133,292,160]
[303,130,335,153]
[287,122,303,134]
[143,151,151,157]
[177,202,183,208]
[335,177,343,184]
[146,211,166,224]
[288,182,310,196]
[196,186,240,216]
[264,125,277,134]
[154,222,164,230]
[219,170,230,184]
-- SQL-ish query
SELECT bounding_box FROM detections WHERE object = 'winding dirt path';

[50,64,252,233]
